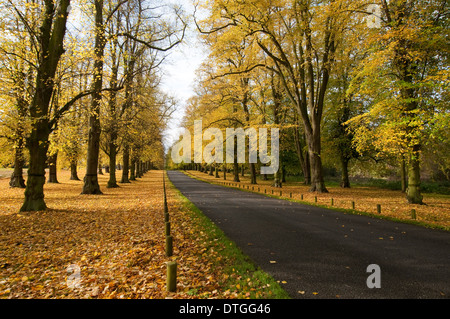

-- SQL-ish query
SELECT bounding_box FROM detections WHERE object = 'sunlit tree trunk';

[21,0,71,211]
[82,0,105,195]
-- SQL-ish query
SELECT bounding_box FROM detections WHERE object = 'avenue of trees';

[168,0,449,205]
[0,0,186,211]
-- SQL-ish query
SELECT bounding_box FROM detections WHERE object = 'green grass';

[166,175,291,299]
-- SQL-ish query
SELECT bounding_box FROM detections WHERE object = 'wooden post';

[166,261,177,292]
[164,195,168,215]
[165,222,171,236]
[166,235,173,257]
[290,192,292,198]
[352,201,355,210]
[411,209,416,220]
[331,198,334,206]
[377,204,381,214]
[314,196,317,203]
[301,194,303,200]
[280,191,282,196]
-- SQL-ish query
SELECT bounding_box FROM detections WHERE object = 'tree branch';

[50,86,124,130]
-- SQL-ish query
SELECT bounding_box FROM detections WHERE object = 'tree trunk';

[233,132,240,182]
[406,146,423,204]
[82,0,105,195]
[136,160,142,178]
[304,154,311,185]
[10,138,26,188]
[70,161,80,181]
[340,156,350,188]
[107,140,118,188]
[250,163,257,184]
[130,159,136,180]
[47,152,59,183]
[223,165,226,180]
[233,162,240,182]
[401,156,407,193]
[293,123,311,185]
[121,144,131,183]
[273,161,282,188]
[21,122,49,212]
[306,126,328,193]
[215,165,220,178]
[83,114,103,194]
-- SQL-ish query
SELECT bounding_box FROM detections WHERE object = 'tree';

[347,0,449,204]
[19,0,72,211]
[83,0,186,193]
[82,0,109,194]
[196,0,363,193]
[0,0,37,188]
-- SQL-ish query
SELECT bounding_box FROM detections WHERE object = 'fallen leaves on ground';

[0,170,274,299]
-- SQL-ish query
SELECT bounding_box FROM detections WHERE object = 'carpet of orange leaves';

[185,170,450,230]
[0,169,247,299]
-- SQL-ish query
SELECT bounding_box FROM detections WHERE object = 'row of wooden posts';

[163,174,177,293]
[219,180,419,220]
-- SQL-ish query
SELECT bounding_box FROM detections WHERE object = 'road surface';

[167,171,450,299]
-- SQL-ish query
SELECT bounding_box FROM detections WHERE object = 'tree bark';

[273,165,282,188]
[406,146,423,204]
[293,124,311,185]
[82,0,105,195]
[10,138,26,188]
[136,160,142,178]
[121,144,131,183]
[21,130,48,212]
[21,0,71,211]
[107,140,118,188]
[401,156,407,193]
[130,158,136,181]
[233,162,240,182]
[47,152,59,183]
[340,156,350,188]
[306,125,328,193]
[250,163,257,184]
[70,161,80,181]
[215,165,220,178]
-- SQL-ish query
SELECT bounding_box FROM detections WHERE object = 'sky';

[159,0,209,151]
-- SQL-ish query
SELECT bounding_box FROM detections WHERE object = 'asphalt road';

[167,171,450,299]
